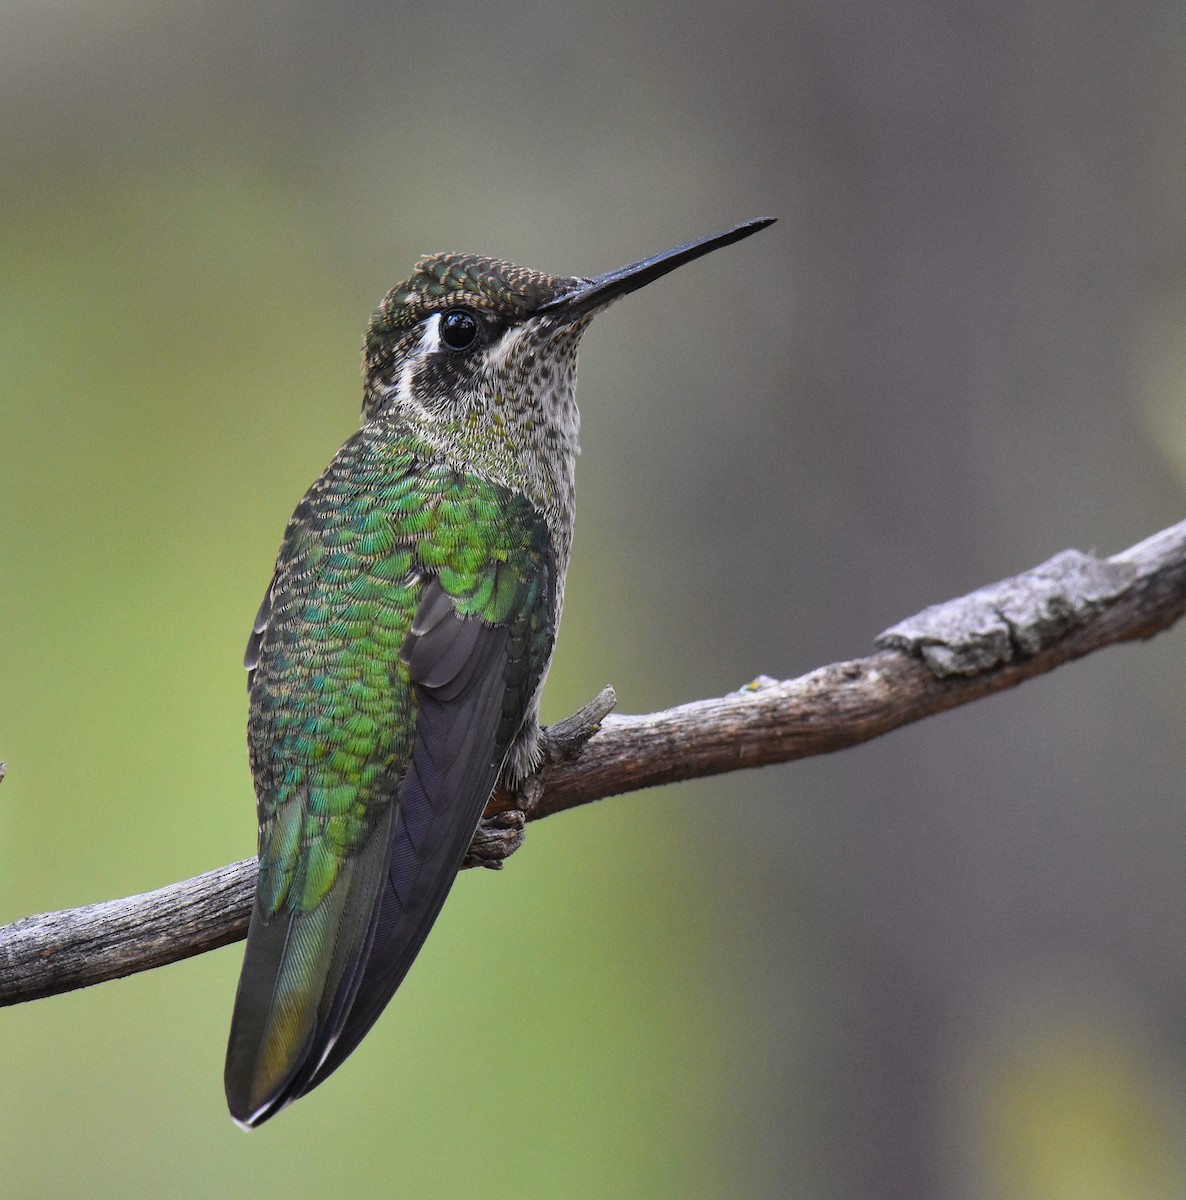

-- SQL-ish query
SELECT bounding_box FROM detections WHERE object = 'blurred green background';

[4,3,1186,1197]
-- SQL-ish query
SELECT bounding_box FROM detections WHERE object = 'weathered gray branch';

[2,520,1184,1006]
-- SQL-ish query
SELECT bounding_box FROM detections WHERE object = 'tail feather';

[224,801,395,1128]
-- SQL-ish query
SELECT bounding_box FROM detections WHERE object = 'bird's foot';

[464,808,527,870]
[468,685,617,870]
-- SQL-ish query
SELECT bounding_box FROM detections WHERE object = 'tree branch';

[3,520,1184,1006]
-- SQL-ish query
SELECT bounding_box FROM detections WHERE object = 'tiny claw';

[484,785,520,818]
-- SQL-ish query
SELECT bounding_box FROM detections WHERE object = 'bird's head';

[360,218,777,443]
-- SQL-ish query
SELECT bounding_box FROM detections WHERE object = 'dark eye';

[440,308,479,351]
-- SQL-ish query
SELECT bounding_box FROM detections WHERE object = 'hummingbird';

[224,216,776,1127]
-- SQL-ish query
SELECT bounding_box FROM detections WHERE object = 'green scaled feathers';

[250,430,550,917]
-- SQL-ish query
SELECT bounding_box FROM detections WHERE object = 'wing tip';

[226,1076,299,1129]
[224,1045,296,1129]
[228,1099,272,1131]
[226,1026,345,1128]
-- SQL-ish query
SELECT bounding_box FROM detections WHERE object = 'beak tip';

[543,215,777,318]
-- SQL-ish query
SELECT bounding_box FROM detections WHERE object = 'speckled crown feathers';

[368,253,578,343]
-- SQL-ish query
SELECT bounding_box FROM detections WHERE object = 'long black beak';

[539,216,776,320]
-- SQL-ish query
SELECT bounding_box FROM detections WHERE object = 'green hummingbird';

[224,216,776,1127]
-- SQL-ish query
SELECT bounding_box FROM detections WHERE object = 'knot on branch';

[876,549,1138,678]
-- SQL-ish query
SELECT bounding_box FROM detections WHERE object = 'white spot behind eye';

[419,312,442,356]
[389,314,443,409]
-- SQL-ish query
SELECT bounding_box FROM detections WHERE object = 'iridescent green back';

[248,424,551,915]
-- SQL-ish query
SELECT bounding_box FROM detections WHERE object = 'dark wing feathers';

[404,602,486,690]
[408,578,455,637]
[296,581,522,1093]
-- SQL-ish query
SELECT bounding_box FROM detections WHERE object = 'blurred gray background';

[3,2,1186,1197]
